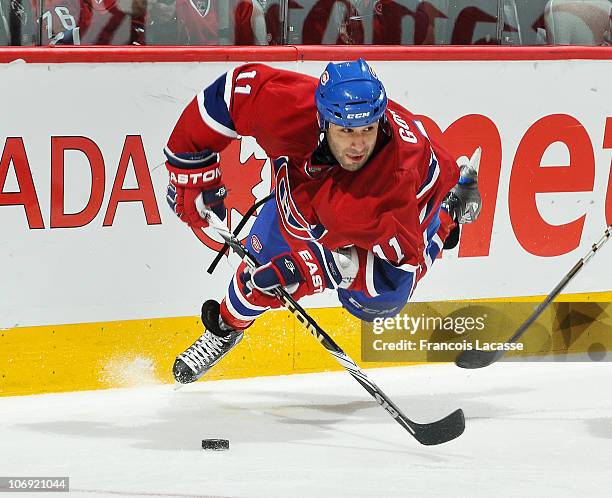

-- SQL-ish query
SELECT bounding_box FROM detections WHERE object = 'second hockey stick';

[200,206,465,445]
[456,225,612,369]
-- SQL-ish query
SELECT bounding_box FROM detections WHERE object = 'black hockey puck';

[201,439,229,451]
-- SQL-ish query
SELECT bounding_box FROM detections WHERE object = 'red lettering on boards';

[0,137,44,229]
[103,136,161,227]
[509,114,595,256]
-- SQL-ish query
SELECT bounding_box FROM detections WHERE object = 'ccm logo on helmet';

[170,167,221,185]
[346,112,371,119]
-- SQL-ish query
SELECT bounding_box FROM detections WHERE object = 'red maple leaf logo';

[191,138,271,252]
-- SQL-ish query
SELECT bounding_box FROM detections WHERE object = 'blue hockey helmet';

[315,58,387,130]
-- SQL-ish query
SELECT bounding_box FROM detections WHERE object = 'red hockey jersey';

[166,64,459,295]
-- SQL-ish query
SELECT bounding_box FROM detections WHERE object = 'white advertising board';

[1,55,610,328]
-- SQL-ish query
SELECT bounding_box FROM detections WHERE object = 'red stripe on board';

[0,46,298,64]
[0,45,610,64]
[297,45,612,61]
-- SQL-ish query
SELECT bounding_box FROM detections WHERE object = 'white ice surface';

[1,362,612,498]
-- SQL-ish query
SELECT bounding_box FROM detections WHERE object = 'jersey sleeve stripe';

[418,203,428,224]
[416,148,440,200]
[197,73,238,139]
[417,209,445,280]
[311,242,340,289]
[197,92,238,138]
[225,293,259,323]
[232,277,268,311]
[365,250,379,297]
[396,261,419,272]
[413,119,429,138]
[225,278,269,322]
[224,68,235,112]
[419,194,439,225]
[423,232,444,271]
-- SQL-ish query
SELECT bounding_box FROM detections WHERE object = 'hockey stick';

[200,206,465,445]
[206,192,274,275]
[456,225,612,369]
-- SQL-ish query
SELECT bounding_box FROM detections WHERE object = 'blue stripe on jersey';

[227,281,264,318]
[309,224,327,240]
[338,269,414,321]
[421,194,438,224]
[246,200,291,265]
[425,210,444,263]
[372,258,414,295]
[418,152,438,193]
[426,234,443,263]
[426,207,442,240]
[203,73,236,133]
[339,206,445,321]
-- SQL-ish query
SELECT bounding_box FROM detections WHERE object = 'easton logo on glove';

[169,167,221,186]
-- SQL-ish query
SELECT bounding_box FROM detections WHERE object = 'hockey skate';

[173,300,244,384]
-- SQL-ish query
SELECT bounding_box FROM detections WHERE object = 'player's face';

[327,121,379,172]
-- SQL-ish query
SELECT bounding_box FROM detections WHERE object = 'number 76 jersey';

[41,0,143,45]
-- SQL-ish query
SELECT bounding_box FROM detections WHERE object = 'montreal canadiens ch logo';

[191,137,271,252]
[251,235,263,253]
[320,71,329,86]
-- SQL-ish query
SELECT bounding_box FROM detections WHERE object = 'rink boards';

[1,47,611,395]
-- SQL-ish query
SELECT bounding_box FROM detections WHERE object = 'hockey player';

[165,59,482,383]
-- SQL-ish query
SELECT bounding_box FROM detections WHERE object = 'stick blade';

[455,349,500,369]
[410,408,465,446]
